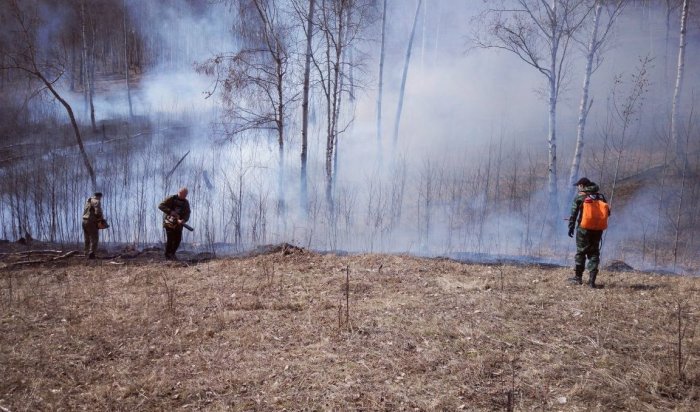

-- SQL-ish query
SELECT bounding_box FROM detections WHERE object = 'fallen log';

[0,249,66,257]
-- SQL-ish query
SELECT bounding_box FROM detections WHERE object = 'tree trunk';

[124,0,133,118]
[545,0,560,222]
[276,56,285,220]
[345,9,354,101]
[89,22,97,132]
[420,0,427,69]
[301,0,315,214]
[670,0,689,162]
[392,0,422,148]
[70,37,77,91]
[36,71,97,190]
[547,68,558,216]
[567,2,602,200]
[324,36,333,211]
[673,133,689,270]
[376,0,387,163]
[664,0,672,90]
[81,0,90,118]
[324,1,346,213]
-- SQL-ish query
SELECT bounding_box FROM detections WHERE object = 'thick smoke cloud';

[1,0,698,274]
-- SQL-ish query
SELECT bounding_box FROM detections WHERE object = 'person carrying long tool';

[158,187,192,261]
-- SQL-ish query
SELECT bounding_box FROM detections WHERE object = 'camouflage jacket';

[158,195,191,228]
[568,183,609,232]
[82,196,104,222]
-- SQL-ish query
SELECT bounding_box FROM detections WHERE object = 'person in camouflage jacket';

[82,192,104,259]
[158,187,191,260]
[568,178,610,288]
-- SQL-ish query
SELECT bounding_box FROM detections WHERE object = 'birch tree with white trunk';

[312,0,373,211]
[199,0,296,220]
[473,0,590,215]
[670,0,689,163]
[663,0,682,91]
[567,0,625,201]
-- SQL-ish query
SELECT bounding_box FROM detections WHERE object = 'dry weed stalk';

[345,265,350,327]
[505,357,518,412]
[498,264,505,293]
[674,297,694,382]
[263,262,273,287]
[160,273,175,312]
[338,265,351,331]
[4,273,12,306]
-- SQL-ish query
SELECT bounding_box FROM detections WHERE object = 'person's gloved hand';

[568,227,574,238]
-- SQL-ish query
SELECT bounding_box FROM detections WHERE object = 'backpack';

[580,194,610,230]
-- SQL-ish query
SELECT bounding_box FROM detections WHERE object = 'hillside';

[1,245,698,410]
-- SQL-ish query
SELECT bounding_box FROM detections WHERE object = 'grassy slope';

[0,249,698,411]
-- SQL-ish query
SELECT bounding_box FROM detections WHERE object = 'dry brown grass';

[1,247,698,411]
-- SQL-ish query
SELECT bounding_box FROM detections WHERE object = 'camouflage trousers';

[574,228,603,275]
[82,219,99,256]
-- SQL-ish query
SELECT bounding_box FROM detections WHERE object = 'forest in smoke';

[0,0,699,274]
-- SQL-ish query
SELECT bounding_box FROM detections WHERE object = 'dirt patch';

[604,260,635,272]
[1,244,699,410]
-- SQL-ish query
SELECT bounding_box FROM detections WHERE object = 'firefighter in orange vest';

[568,177,610,288]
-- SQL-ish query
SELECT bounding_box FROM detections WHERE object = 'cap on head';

[94,192,103,198]
[574,177,591,186]
[178,187,188,198]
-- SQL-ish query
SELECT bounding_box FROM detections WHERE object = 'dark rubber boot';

[568,266,584,285]
[588,271,598,289]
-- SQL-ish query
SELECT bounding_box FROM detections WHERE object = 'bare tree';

[300,0,316,214]
[199,0,296,219]
[663,0,683,90]
[376,0,387,159]
[315,0,347,211]
[392,0,422,149]
[312,0,373,211]
[124,0,133,118]
[567,0,625,201]
[670,0,689,163]
[607,57,651,208]
[1,0,97,190]
[80,0,97,132]
[473,0,591,215]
